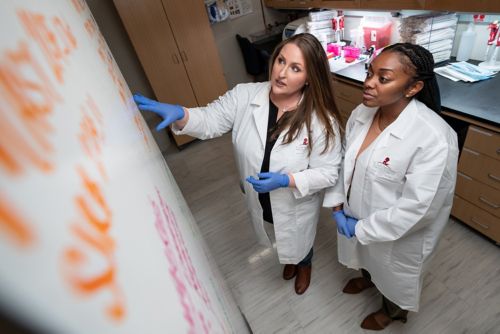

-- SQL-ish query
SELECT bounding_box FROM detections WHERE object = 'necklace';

[272,93,304,113]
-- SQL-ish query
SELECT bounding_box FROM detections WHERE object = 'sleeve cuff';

[355,220,369,245]
[291,172,309,198]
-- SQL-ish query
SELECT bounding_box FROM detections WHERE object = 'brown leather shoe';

[361,310,408,331]
[283,264,297,280]
[294,265,311,295]
[342,277,375,294]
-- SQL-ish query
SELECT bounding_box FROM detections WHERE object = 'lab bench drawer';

[334,96,358,125]
[456,172,500,218]
[464,126,500,161]
[458,148,500,191]
[332,79,363,104]
[452,195,500,243]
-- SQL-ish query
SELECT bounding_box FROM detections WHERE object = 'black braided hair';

[382,43,441,114]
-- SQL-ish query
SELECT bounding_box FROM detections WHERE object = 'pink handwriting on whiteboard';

[151,189,228,334]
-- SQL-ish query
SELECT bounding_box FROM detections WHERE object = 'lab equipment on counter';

[343,46,361,61]
[435,61,496,82]
[282,16,308,40]
[456,19,477,62]
[483,20,499,60]
[327,43,341,56]
[362,16,393,50]
[479,20,500,71]
[400,13,458,63]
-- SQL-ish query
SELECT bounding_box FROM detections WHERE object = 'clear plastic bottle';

[456,22,476,62]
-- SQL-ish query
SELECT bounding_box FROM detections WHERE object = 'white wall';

[210,0,288,88]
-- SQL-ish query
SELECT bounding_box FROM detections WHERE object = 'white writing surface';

[0,1,248,333]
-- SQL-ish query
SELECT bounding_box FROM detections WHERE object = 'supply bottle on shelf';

[456,21,476,62]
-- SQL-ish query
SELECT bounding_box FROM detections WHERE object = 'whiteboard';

[0,1,248,333]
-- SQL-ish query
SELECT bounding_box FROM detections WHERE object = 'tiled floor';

[165,133,500,334]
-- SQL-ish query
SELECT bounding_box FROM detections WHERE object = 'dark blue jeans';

[298,247,313,267]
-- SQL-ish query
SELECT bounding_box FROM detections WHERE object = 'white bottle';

[456,22,476,62]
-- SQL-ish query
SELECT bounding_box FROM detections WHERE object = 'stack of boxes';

[400,13,458,63]
[306,10,339,50]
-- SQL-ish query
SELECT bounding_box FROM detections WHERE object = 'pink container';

[343,46,361,59]
[327,43,341,56]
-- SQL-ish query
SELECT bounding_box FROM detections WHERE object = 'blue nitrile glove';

[133,94,184,131]
[245,172,289,193]
[346,216,359,238]
[333,210,350,237]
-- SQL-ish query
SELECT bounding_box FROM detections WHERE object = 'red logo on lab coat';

[302,138,308,145]
[382,157,390,166]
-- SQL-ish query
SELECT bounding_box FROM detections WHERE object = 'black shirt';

[258,100,280,224]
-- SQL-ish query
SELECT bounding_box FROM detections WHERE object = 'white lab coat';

[329,99,458,311]
[172,82,343,263]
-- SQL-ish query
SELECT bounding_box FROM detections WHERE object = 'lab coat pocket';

[370,161,405,184]
[287,144,309,172]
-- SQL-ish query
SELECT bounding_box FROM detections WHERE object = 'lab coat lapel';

[251,82,272,149]
[344,106,378,196]
[376,99,417,149]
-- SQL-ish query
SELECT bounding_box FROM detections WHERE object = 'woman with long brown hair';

[134,33,343,294]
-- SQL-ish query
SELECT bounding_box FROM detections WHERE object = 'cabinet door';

[288,0,319,8]
[113,0,197,107]
[161,0,227,106]
[425,0,500,12]
[264,0,290,8]
[360,0,424,9]
[319,0,360,9]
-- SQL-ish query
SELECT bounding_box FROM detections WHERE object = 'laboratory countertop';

[332,62,500,127]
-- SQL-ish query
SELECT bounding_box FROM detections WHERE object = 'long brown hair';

[269,33,342,154]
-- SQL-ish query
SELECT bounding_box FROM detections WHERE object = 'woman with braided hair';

[327,43,459,330]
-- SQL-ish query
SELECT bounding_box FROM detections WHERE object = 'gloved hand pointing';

[246,172,289,193]
[133,94,184,131]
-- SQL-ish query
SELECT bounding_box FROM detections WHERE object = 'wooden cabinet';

[331,76,363,127]
[424,0,500,12]
[317,0,360,9]
[114,0,227,147]
[451,125,500,243]
[359,0,424,9]
[265,0,500,11]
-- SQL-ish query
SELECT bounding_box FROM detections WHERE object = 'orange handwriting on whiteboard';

[0,42,60,175]
[96,36,129,105]
[0,195,34,247]
[62,167,125,321]
[18,10,77,84]
[71,0,87,14]
[79,95,107,180]
[134,114,150,148]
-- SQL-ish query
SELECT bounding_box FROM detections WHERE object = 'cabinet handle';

[181,51,188,62]
[488,173,500,182]
[478,196,499,209]
[471,217,489,230]
[172,54,180,64]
